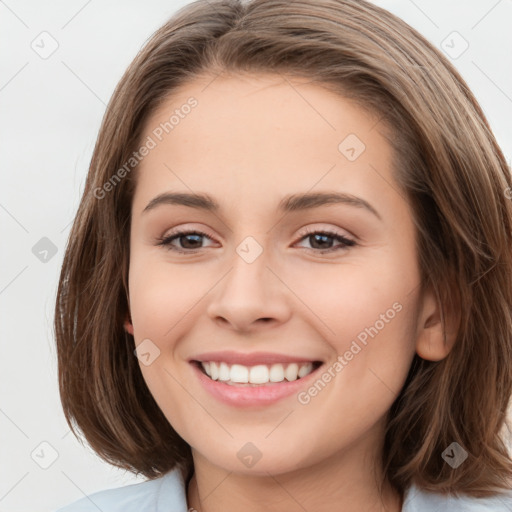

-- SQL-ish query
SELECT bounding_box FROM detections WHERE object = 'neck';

[186,438,403,512]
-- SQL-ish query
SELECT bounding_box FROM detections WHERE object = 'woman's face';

[127,73,436,475]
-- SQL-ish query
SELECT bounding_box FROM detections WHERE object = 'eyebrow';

[142,191,381,220]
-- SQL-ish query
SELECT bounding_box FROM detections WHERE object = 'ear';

[124,312,134,336]
[415,281,460,361]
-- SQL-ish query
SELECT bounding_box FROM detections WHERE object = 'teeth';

[269,363,285,382]
[200,361,315,384]
[285,363,299,382]
[218,362,230,381]
[210,362,219,380]
[250,365,269,384]
[230,364,249,383]
[298,363,313,378]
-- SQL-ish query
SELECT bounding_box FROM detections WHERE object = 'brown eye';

[157,229,216,253]
[156,227,356,255]
[295,229,356,254]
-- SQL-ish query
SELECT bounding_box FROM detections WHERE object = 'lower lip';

[191,362,323,407]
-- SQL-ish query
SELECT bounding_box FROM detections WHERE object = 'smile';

[190,355,325,407]
[196,361,322,386]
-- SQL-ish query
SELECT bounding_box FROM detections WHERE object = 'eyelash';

[156,227,356,255]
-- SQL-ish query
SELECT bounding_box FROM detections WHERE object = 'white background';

[1,1,511,510]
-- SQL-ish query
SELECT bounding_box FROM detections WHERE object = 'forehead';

[132,73,397,217]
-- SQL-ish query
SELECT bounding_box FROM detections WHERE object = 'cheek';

[298,254,418,429]
[128,256,211,342]
[294,280,417,455]
[127,257,205,437]
[285,249,417,343]
[292,251,418,391]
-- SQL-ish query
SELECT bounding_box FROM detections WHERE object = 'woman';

[54,0,512,510]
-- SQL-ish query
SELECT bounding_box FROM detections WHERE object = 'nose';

[206,248,291,332]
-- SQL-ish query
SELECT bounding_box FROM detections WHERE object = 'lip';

[189,350,323,366]
[190,359,324,408]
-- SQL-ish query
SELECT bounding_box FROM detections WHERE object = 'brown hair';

[54,0,512,499]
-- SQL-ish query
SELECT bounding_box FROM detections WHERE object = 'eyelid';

[159,223,354,243]
[296,224,354,240]
[158,226,218,246]
[156,223,357,255]
[293,226,356,251]
[160,224,218,240]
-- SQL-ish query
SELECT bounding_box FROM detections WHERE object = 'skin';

[124,73,457,512]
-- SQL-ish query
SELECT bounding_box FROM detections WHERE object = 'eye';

[294,227,356,254]
[156,228,217,254]
[156,226,356,255]
[157,230,356,254]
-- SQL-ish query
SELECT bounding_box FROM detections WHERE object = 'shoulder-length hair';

[54,0,512,498]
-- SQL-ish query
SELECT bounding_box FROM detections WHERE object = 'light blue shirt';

[55,466,512,511]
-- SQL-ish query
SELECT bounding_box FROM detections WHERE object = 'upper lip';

[189,351,323,366]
